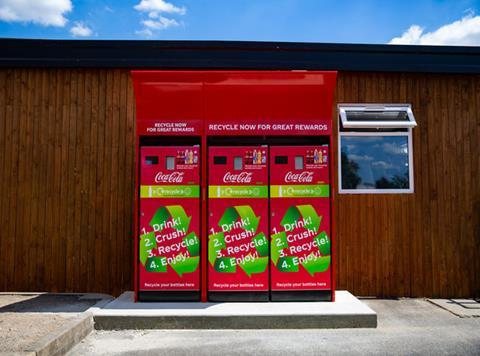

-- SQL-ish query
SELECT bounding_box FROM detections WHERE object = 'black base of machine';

[138,291,200,302]
[270,290,332,302]
[208,291,269,302]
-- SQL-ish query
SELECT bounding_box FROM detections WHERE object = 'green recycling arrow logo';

[208,205,268,277]
[272,204,330,276]
[140,205,199,276]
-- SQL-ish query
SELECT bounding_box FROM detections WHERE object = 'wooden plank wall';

[335,72,480,298]
[0,69,478,297]
[0,69,135,297]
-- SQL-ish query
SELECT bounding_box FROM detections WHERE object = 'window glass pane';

[346,111,409,121]
[165,156,175,170]
[341,136,410,190]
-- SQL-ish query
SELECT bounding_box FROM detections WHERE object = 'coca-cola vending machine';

[208,146,269,301]
[269,146,332,301]
[138,146,201,301]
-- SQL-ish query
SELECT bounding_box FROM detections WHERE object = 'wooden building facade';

[0,40,478,298]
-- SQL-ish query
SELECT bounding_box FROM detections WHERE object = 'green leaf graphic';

[297,205,321,232]
[302,255,331,276]
[208,232,225,266]
[218,207,239,231]
[145,256,167,272]
[235,205,260,233]
[183,232,200,257]
[239,256,269,277]
[315,231,330,256]
[140,232,157,265]
[211,205,268,276]
[271,231,288,264]
[141,205,199,276]
[253,232,269,257]
[280,205,301,227]
[166,205,191,232]
[170,255,200,276]
[149,206,170,229]
[277,256,299,272]
[214,257,236,273]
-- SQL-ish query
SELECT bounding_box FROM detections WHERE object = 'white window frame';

[338,104,415,194]
[339,104,417,129]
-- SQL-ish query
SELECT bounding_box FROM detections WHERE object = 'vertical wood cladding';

[334,72,480,298]
[0,69,478,297]
[0,69,135,296]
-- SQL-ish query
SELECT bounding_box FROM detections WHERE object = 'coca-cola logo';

[223,171,253,183]
[284,171,314,183]
[155,171,184,183]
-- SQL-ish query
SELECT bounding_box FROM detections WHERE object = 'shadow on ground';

[0,294,99,313]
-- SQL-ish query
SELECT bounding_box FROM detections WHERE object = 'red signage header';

[131,71,337,136]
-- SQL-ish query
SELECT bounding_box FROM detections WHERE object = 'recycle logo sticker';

[208,205,269,277]
[139,205,200,276]
[271,204,331,276]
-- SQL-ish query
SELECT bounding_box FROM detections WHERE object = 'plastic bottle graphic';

[184,150,189,164]
[257,151,262,165]
[193,152,198,164]
[262,151,266,164]
[253,150,257,164]
[189,150,194,164]
[314,149,318,164]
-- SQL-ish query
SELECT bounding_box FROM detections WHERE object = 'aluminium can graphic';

[208,146,269,301]
[269,146,331,301]
[138,146,200,301]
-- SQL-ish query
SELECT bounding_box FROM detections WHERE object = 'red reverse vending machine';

[132,70,337,302]
[269,146,331,301]
[138,146,201,301]
[208,146,269,301]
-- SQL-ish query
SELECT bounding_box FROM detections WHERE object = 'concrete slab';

[93,291,377,330]
[428,299,480,317]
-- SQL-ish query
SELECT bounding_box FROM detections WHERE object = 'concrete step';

[93,291,377,330]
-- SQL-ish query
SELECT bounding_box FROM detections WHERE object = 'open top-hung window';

[338,104,416,194]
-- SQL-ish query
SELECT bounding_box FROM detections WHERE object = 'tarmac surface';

[68,299,480,356]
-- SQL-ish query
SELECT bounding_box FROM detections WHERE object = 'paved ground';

[69,299,480,355]
[0,294,99,353]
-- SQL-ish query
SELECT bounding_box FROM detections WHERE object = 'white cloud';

[389,13,480,46]
[134,0,185,35]
[134,0,185,16]
[136,28,153,37]
[349,154,373,162]
[372,161,393,169]
[0,0,72,27]
[70,22,92,37]
[383,142,408,155]
[143,16,179,30]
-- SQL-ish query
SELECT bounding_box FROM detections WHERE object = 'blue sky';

[0,0,479,45]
